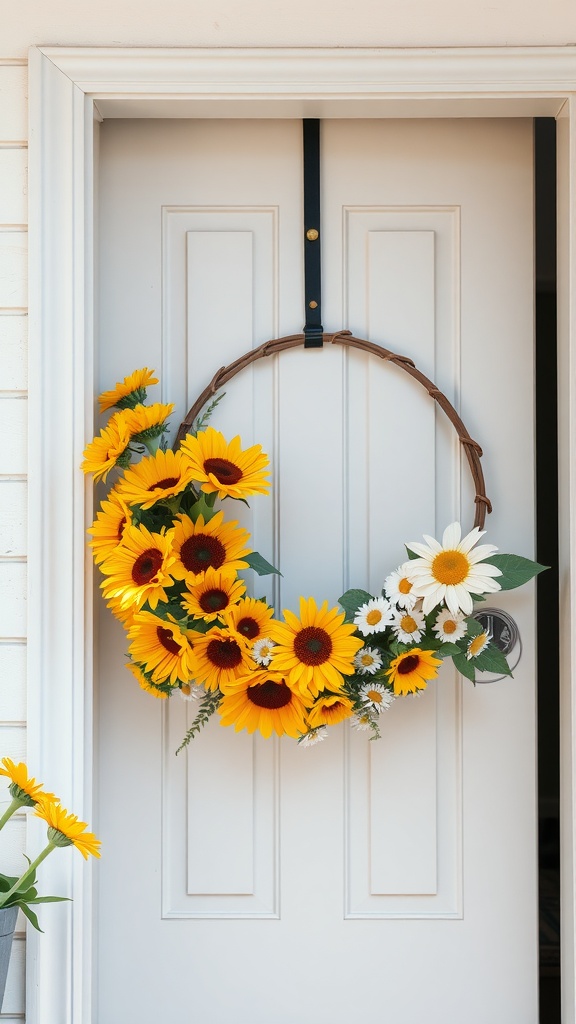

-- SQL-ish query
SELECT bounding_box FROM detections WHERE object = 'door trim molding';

[27,45,576,1023]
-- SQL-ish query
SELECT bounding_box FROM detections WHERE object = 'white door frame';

[27,45,576,1023]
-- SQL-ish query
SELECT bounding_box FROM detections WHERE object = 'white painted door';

[95,118,536,1022]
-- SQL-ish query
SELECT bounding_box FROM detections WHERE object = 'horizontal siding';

[0,233,26,308]
[0,66,26,143]
[0,563,26,638]
[0,399,26,476]
[0,482,26,556]
[0,644,26,720]
[0,151,27,225]
[0,315,27,390]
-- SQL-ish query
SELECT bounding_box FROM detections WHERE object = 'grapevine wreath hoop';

[82,332,545,751]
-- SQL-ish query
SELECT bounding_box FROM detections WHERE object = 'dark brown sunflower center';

[236,616,260,639]
[117,516,127,542]
[248,679,293,710]
[180,534,226,574]
[397,654,420,675]
[200,589,229,613]
[293,626,332,665]
[203,457,243,485]
[157,626,181,655]
[149,476,179,491]
[206,637,243,669]
[131,547,163,585]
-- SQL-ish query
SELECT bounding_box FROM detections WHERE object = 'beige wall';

[1,5,575,1020]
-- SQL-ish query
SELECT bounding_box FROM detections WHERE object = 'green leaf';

[452,652,476,683]
[188,492,219,523]
[473,643,513,677]
[338,589,372,620]
[485,553,548,591]
[26,895,70,904]
[404,546,419,560]
[465,616,485,637]
[244,551,282,577]
[18,902,43,932]
[435,642,462,657]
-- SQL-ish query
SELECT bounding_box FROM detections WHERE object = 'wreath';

[82,337,545,751]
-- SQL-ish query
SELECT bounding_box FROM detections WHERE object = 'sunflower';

[98,367,158,413]
[222,597,277,643]
[218,669,309,739]
[433,608,467,643]
[385,648,442,696]
[0,758,53,807]
[383,562,418,610]
[105,593,138,627]
[182,567,246,622]
[271,597,364,700]
[391,606,426,644]
[100,522,176,611]
[115,449,195,510]
[307,693,355,728]
[81,410,132,482]
[171,511,251,585]
[34,796,101,859]
[127,611,198,685]
[88,487,132,565]
[467,630,492,660]
[180,426,270,500]
[189,626,253,692]
[405,522,502,616]
[126,661,171,698]
[123,402,175,442]
[353,597,394,636]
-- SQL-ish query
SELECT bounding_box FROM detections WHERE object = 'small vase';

[0,905,17,1011]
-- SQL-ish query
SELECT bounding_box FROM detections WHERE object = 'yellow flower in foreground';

[115,449,195,510]
[88,488,132,565]
[0,758,53,807]
[182,567,246,622]
[35,796,101,860]
[189,627,253,692]
[222,597,277,643]
[98,367,158,413]
[406,522,502,616]
[122,402,175,439]
[307,693,355,728]
[100,522,176,611]
[127,662,170,699]
[219,669,310,739]
[127,611,198,685]
[272,597,364,700]
[171,511,251,586]
[180,426,270,500]
[81,411,132,482]
[385,648,442,696]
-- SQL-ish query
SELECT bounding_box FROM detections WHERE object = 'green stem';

[0,798,24,833]
[0,843,56,907]
[142,437,160,456]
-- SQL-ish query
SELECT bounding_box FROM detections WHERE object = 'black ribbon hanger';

[303,119,324,348]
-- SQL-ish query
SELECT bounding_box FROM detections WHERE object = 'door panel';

[96,118,536,1022]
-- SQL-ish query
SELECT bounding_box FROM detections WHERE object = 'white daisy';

[351,713,373,731]
[433,607,468,643]
[354,596,394,636]
[466,629,492,660]
[298,726,328,748]
[384,562,418,609]
[391,607,425,644]
[360,682,395,713]
[354,646,383,675]
[252,637,276,667]
[178,682,203,702]
[405,521,502,616]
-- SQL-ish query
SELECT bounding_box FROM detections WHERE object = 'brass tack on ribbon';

[306,228,319,241]
[308,300,318,309]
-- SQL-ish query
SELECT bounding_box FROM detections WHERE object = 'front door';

[95,117,536,1022]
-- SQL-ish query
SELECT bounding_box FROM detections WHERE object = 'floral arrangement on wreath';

[82,367,545,750]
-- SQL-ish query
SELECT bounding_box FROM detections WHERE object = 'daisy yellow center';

[443,619,457,634]
[366,609,383,626]
[400,614,417,633]
[248,679,292,710]
[294,626,333,666]
[431,550,470,586]
[237,616,260,639]
[361,654,375,666]
[149,476,179,490]
[367,689,382,703]
[204,457,243,485]
[469,632,488,656]
[258,644,272,658]
[200,589,230,613]
[157,626,181,655]
[206,637,243,669]
[181,535,225,574]
[398,578,412,594]
[132,548,163,585]
[397,654,420,675]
